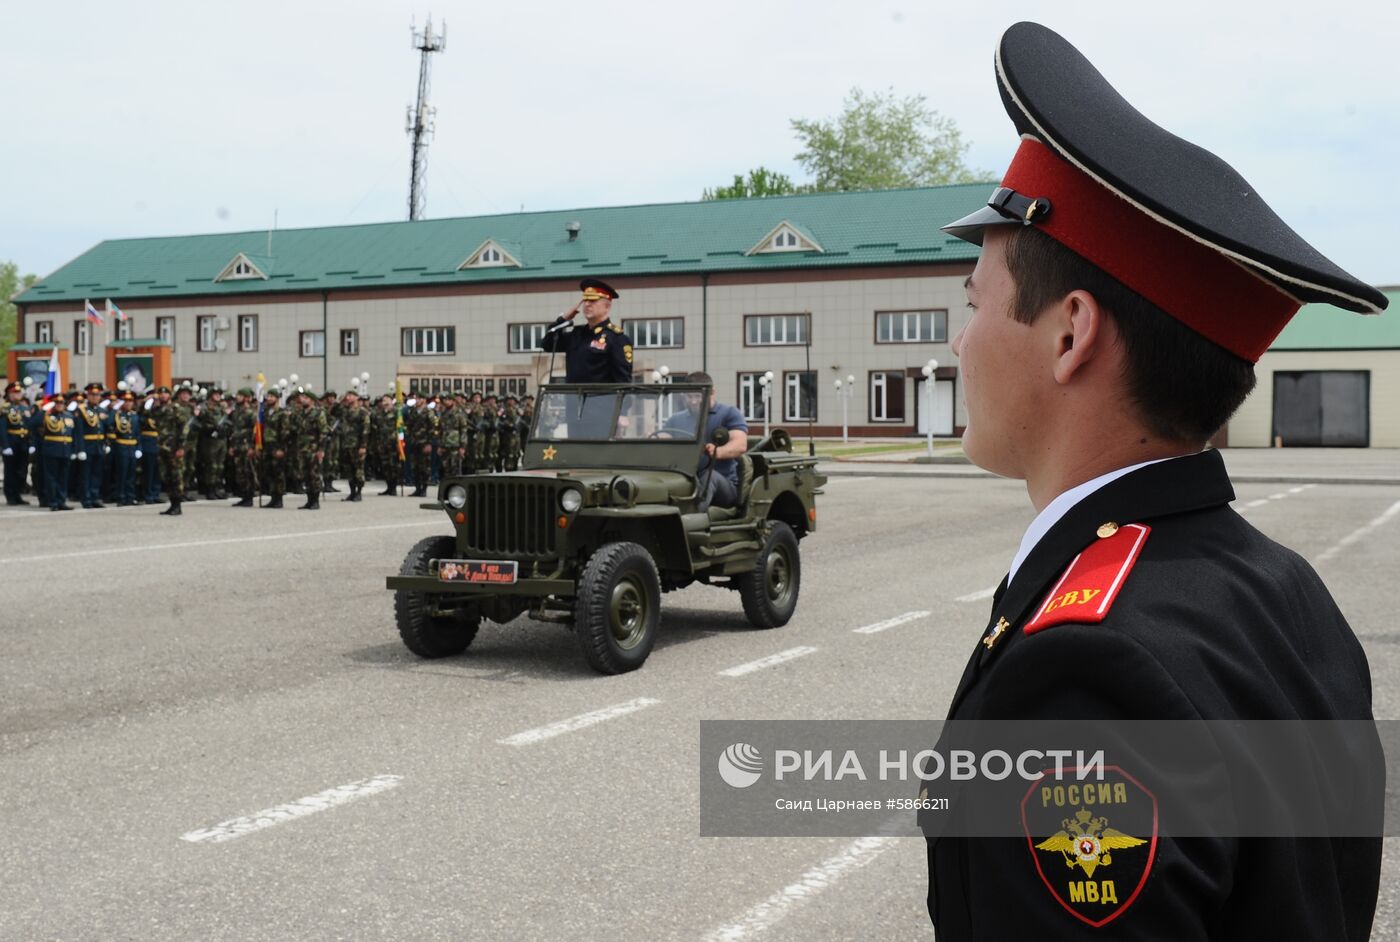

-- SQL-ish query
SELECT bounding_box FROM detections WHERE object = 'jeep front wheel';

[395,535,482,658]
[738,521,801,629]
[575,542,661,674]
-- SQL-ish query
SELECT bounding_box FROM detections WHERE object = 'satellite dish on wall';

[214,337,227,351]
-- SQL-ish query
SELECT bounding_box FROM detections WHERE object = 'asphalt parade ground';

[3,453,1399,940]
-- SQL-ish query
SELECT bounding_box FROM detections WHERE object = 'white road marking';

[702,834,897,941]
[0,520,439,564]
[1316,499,1400,564]
[853,610,931,634]
[1244,498,1270,509]
[1238,485,1315,515]
[823,476,874,484]
[954,586,998,603]
[497,697,661,746]
[718,646,819,677]
[179,774,403,844]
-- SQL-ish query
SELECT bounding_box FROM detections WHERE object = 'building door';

[1272,371,1369,446]
[915,378,954,436]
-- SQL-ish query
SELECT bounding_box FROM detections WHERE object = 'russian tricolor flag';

[44,347,61,396]
[85,298,105,325]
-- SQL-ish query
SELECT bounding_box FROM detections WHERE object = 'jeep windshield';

[531,387,706,442]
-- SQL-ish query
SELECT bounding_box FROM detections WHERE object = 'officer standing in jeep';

[540,278,635,383]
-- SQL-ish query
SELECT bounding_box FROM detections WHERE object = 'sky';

[3,0,1397,286]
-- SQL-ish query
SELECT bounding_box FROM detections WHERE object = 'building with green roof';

[15,186,984,437]
[11,188,1393,445]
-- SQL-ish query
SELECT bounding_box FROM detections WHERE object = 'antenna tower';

[405,16,446,221]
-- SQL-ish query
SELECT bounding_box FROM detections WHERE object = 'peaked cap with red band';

[943,22,1388,363]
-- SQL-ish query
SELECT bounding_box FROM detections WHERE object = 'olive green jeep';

[385,383,827,674]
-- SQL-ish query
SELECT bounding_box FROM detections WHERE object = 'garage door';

[1272,371,1370,447]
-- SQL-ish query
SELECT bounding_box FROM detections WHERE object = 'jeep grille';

[463,478,557,558]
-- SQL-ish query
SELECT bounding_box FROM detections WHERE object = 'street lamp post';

[920,358,939,458]
[834,373,855,444]
[759,371,774,437]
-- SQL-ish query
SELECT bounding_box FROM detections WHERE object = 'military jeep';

[384,383,826,674]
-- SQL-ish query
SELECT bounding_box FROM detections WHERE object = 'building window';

[870,371,906,422]
[482,247,501,264]
[234,260,254,276]
[157,316,175,348]
[74,320,91,356]
[775,229,798,249]
[197,315,216,352]
[744,313,810,346]
[402,326,455,356]
[875,310,947,344]
[300,330,326,357]
[508,322,550,353]
[117,318,133,341]
[622,317,684,349]
[341,329,360,356]
[737,372,771,422]
[784,371,817,422]
[238,314,258,352]
[36,320,53,343]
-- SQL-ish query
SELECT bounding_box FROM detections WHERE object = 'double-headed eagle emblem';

[1034,809,1146,879]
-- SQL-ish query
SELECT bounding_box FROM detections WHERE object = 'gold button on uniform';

[1097,522,1120,539]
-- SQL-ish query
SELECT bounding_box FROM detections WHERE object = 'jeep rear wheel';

[395,535,482,658]
[738,522,801,629]
[575,542,661,674]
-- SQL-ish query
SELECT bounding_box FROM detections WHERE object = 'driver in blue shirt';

[661,371,748,510]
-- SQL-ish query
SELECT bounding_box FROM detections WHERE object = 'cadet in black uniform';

[539,278,635,383]
[923,23,1386,940]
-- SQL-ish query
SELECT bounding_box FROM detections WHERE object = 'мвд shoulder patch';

[1024,523,1150,635]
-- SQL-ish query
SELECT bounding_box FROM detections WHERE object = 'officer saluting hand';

[540,279,634,383]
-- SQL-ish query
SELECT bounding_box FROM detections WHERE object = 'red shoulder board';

[1024,523,1150,635]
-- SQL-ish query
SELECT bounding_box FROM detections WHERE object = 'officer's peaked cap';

[579,278,619,300]
[943,22,1388,363]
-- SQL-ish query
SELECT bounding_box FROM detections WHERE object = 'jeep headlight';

[559,487,583,513]
[445,484,467,509]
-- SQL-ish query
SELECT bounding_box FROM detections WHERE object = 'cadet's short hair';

[687,371,713,386]
[1003,226,1256,443]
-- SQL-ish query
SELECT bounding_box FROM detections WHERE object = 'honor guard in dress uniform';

[921,24,1387,941]
[337,390,371,501]
[37,393,76,510]
[2,381,35,505]
[70,383,108,508]
[539,279,635,383]
[109,392,140,505]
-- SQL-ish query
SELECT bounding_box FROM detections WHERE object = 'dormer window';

[214,252,269,282]
[460,239,522,270]
[746,221,823,256]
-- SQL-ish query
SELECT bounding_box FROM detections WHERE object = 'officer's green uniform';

[195,394,229,499]
[156,392,195,515]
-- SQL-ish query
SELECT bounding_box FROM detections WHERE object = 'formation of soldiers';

[2,379,535,514]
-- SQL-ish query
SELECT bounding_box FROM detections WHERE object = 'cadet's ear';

[1051,289,1110,386]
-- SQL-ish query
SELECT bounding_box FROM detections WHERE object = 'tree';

[791,87,987,192]
[0,261,40,370]
[703,166,805,201]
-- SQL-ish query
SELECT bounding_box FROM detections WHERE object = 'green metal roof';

[18,186,989,305]
[1271,288,1399,350]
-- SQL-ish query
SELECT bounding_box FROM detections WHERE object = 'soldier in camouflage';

[291,387,329,509]
[479,394,499,474]
[500,395,523,472]
[259,388,290,509]
[228,388,258,507]
[337,390,371,501]
[320,390,342,493]
[406,395,438,498]
[439,394,467,478]
[195,388,229,500]
[156,384,197,516]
